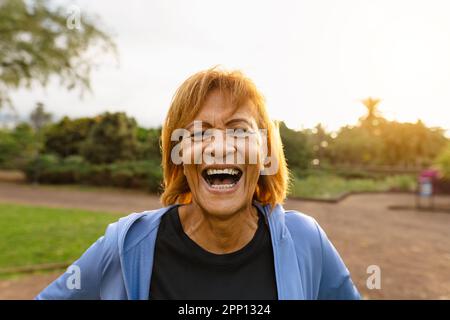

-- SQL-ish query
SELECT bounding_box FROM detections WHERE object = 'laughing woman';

[36,68,360,300]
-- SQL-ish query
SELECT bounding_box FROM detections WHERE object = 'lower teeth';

[211,183,235,189]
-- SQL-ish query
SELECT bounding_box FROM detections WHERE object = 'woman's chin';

[196,183,246,215]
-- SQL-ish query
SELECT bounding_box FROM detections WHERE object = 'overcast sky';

[9,0,450,134]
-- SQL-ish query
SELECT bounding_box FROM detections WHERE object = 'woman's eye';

[189,131,202,139]
[229,128,253,138]
[190,130,212,139]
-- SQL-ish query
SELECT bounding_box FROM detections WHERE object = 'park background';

[0,0,450,299]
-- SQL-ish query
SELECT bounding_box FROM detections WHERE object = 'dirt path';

[0,181,162,213]
[1,181,449,299]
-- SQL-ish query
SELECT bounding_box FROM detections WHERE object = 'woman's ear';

[258,148,267,172]
[260,162,266,174]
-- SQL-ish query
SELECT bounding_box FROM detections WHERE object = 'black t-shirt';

[149,206,278,300]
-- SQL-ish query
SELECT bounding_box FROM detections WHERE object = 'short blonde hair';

[160,67,289,208]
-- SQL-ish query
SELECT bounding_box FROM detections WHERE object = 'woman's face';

[181,89,262,217]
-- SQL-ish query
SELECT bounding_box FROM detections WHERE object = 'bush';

[435,143,450,179]
[146,162,164,192]
[25,155,163,193]
[290,173,416,199]
[80,112,140,164]
[0,124,37,170]
[279,122,313,171]
[44,117,95,158]
[0,131,17,167]
[25,154,60,183]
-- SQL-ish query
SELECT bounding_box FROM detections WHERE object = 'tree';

[327,125,383,166]
[379,120,447,167]
[44,116,95,157]
[0,0,115,107]
[327,119,448,168]
[359,97,386,135]
[278,122,313,172]
[307,123,332,167]
[29,102,52,131]
[0,123,37,169]
[137,126,162,162]
[81,112,139,164]
[360,97,381,122]
[435,142,450,179]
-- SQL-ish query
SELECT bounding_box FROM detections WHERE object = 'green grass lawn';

[290,174,417,199]
[0,203,122,271]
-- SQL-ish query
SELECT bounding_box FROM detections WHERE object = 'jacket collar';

[258,203,305,299]
[119,203,304,299]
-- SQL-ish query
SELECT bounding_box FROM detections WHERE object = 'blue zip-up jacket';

[36,203,360,300]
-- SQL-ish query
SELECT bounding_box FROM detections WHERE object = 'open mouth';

[201,167,243,190]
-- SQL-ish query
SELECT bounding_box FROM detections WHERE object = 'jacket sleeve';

[35,221,119,300]
[314,221,361,300]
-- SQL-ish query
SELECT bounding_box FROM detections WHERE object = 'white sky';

[9,0,450,134]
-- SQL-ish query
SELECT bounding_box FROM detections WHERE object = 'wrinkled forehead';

[188,89,260,128]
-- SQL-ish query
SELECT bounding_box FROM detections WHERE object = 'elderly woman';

[36,68,360,300]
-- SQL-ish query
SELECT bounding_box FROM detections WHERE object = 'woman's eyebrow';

[185,121,212,130]
[185,118,253,130]
[226,118,253,127]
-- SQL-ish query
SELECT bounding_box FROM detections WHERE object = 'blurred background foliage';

[1,101,449,198]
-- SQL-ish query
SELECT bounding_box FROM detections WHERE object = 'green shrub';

[25,154,60,183]
[63,155,86,165]
[80,112,140,164]
[25,156,163,193]
[435,143,450,178]
[146,162,164,193]
[290,173,416,199]
[82,165,110,186]
[44,117,95,158]
[0,124,38,170]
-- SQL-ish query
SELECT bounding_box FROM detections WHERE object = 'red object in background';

[418,168,450,195]
[417,169,439,197]
[419,169,439,180]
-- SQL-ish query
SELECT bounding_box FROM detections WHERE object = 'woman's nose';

[204,130,237,162]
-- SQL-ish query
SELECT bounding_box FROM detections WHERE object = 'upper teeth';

[206,168,240,175]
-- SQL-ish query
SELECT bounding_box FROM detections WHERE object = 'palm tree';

[361,97,381,123]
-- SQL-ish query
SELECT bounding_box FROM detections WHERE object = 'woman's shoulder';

[104,206,176,252]
[278,207,342,267]
[282,208,323,244]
